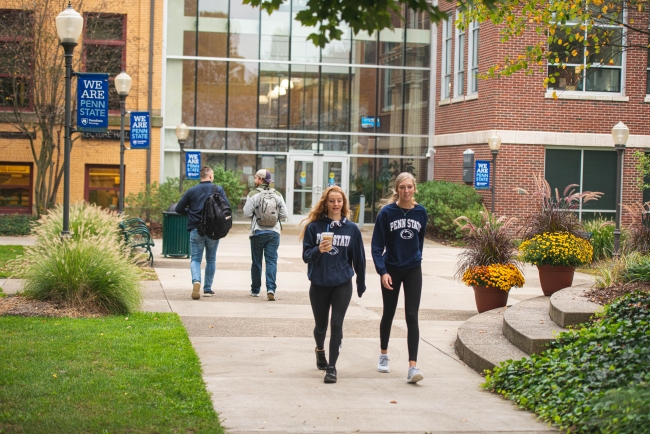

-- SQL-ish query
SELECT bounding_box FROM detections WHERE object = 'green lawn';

[0,312,224,433]
[0,245,24,278]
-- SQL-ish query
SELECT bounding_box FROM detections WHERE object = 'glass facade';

[164,0,431,222]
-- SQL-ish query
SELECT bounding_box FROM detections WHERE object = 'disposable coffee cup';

[321,232,333,251]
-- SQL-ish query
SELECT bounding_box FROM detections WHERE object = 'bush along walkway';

[0,312,224,434]
[483,291,650,433]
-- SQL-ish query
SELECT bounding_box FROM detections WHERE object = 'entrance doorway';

[286,154,349,224]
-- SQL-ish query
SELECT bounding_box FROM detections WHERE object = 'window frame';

[454,9,465,97]
[441,13,452,100]
[82,13,127,113]
[467,20,479,95]
[0,162,33,215]
[84,164,122,209]
[0,9,34,112]
[547,11,625,95]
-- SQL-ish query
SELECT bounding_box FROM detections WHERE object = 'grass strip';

[0,245,24,278]
[0,312,223,433]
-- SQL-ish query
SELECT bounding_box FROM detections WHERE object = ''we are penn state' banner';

[76,73,109,133]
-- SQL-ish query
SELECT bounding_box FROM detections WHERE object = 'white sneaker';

[407,366,424,383]
[378,354,390,373]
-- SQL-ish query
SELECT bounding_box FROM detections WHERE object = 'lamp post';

[425,147,435,181]
[176,123,190,193]
[115,71,132,213]
[56,2,84,238]
[612,121,629,258]
[487,134,502,214]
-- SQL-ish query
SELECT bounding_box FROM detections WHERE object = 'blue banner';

[474,160,491,190]
[76,73,109,132]
[129,112,150,149]
[185,152,201,180]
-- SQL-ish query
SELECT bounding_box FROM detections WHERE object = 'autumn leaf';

[552,91,558,100]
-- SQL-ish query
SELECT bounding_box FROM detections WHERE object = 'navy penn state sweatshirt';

[302,217,366,297]
[371,202,427,276]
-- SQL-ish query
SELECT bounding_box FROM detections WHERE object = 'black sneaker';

[324,366,337,383]
[315,347,327,370]
[203,289,215,296]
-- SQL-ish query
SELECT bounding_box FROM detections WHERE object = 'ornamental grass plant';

[455,209,524,291]
[582,217,615,262]
[519,231,593,267]
[7,203,142,314]
[621,202,650,255]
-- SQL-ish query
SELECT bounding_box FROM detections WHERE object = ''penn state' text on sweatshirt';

[302,217,366,296]
[371,202,427,276]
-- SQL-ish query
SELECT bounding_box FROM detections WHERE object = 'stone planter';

[537,265,575,296]
[472,285,509,313]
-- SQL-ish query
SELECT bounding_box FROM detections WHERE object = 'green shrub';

[583,217,615,262]
[580,385,650,434]
[416,180,483,239]
[622,253,650,283]
[0,214,35,236]
[484,291,650,432]
[7,204,142,314]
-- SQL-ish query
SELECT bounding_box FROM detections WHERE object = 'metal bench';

[120,218,155,266]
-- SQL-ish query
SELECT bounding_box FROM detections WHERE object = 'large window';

[548,17,623,93]
[83,14,126,111]
[0,9,33,110]
[85,165,121,210]
[441,14,452,99]
[545,149,617,220]
[454,9,465,97]
[0,163,32,214]
[468,20,479,94]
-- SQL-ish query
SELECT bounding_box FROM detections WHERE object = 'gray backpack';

[254,188,280,227]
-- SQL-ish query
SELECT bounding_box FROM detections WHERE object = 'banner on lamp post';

[76,72,109,133]
[474,160,491,190]
[129,112,150,149]
[185,151,201,180]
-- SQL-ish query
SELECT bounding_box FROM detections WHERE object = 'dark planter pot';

[537,265,575,296]
[472,285,509,313]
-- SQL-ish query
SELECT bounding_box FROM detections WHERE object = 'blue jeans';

[250,232,280,294]
[190,229,219,291]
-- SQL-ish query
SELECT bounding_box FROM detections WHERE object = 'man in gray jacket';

[243,170,288,300]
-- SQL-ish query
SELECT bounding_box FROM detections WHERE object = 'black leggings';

[380,266,422,362]
[309,281,353,367]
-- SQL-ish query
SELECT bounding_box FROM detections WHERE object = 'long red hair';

[298,186,351,240]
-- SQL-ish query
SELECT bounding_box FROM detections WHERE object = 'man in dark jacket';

[176,166,230,300]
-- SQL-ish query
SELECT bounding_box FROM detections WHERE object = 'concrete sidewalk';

[2,227,590,433]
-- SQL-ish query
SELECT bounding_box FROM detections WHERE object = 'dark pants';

[379,266,422,362]
[309,281,353,367]
[250,232,280,294]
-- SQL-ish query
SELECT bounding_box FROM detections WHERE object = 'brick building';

[431,3,650,224]
[0,0,163,215]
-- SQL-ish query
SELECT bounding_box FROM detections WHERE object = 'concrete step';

[549,285,602,328]
[455,306,528,374]
[502,296,569,355]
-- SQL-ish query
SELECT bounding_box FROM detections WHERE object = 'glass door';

[286,155,348,224]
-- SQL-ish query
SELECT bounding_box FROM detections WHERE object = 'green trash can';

[162,204,191,258]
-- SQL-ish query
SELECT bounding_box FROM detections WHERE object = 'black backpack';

[198,185,232,240]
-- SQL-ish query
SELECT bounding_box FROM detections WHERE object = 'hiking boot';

[267,292,275,301]
[407,366,424,383]
[203,289,215,297]
[324,366,337,383]
[250,290,260,297]
[315,347,327,370]
[377,354,390,373]
[191,282,201,300]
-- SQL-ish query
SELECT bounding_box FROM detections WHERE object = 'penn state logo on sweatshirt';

[389,218,422,240]
[317,232,351,255]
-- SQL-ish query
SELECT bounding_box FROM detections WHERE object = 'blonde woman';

[371,172,428,383]
[300,186,366,384]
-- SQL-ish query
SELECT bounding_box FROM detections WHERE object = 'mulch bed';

[148,222,162,238]
[584,282,650,306]
[0,295,106,318]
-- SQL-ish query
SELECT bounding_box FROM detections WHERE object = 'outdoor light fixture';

[488,134,501,214]
[611,121,629,257]
[176,123,190,193]
[425,148,436,181]
[115,71,132,213]
[425,147,435,158]
[56,2,83,238]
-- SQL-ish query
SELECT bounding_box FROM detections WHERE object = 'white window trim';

[467,20,479,95]
[454,9,465,97]
[441,13,452,100]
